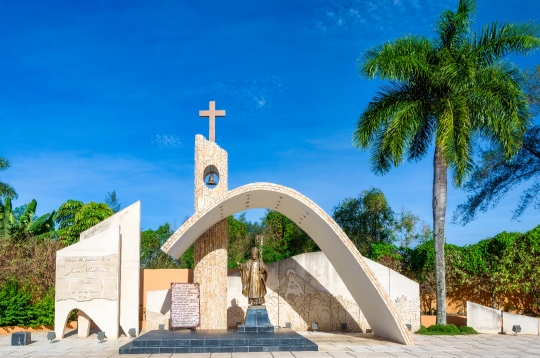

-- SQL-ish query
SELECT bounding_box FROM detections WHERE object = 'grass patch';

[415,324,478,335]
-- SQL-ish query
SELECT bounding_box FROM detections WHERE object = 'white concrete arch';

[162,183,413,345]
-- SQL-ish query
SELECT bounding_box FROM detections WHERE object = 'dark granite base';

[237,325,274,333]
[11,332,31,346]
[238,305,274,333]
[119,329,318,354]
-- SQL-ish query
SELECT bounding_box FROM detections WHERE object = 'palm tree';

[0,157,17,200]
[353,0,540,324]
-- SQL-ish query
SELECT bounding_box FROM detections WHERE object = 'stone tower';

[193,102,228,329]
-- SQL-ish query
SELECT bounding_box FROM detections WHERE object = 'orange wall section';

[139,269,194,309]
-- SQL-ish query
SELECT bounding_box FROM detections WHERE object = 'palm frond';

[408,115,435,161]
[435,44,476,92]
[354,82,431,174]
[369,127,394,175]
[379,99,425,166]
[354,81,428,147]
[471,63,529,157]
[445,96,474,185]
[358,36,432,81]
[474,22,540,66]
[435,0,476,51]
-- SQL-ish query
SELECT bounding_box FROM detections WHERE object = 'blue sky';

[1,0,540,246]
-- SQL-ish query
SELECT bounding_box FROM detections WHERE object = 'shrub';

[459,326,478,334]
[417,323,478,335]
[0,279,33,326]
[29,291,55,327]
[0,280,56,328]
[427,324,460,334]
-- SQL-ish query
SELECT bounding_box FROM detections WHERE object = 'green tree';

[353,0,540,323]
[261,210,319,263]
[228,213,258,268]
[140,223,192,268]
[395,208,432,248]
[0,157,17,200]
[332,188,395,256]
[105,190,121,213]
[56,200,114,245]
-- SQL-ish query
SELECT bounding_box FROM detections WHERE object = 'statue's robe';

[239,259,268,305]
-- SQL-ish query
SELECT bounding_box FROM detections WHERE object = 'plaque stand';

[169,283,201,330]
[237,305,274,333]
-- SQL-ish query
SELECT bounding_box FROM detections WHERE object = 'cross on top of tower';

[199,101,226,143]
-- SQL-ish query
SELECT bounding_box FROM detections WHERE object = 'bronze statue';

[236,247,268,305]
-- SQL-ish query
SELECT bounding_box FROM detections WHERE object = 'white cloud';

[255,97,266,108]
[312,0,458,43]
[151,134,183,148]
[202,75,287,117]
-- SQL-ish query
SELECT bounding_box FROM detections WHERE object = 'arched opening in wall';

[203,165,220,188]
[227,208,366,332]
[62,309,102,338]
[226,208,320,269]
[62,309,79,338]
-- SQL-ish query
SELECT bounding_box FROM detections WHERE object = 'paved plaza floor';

[1,330,540,357]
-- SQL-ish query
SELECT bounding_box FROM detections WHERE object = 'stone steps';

[119,329,318,354]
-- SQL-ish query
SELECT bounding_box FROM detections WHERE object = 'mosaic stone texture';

[193,135,229,330]
[194,219,228,329]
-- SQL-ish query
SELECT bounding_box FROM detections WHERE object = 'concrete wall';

[80,201,141,336]
[467,301,540,335]
[467,301,502,334]
[145,289,171,331]
[143,252,420,334]
[227,251,420,333]
[503,312,539,335]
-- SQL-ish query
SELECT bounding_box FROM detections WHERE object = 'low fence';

[421,289,536,316]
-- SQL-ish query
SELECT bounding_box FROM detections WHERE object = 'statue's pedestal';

[238,305,274,333]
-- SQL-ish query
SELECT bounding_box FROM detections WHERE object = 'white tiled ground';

[1,330,540,357]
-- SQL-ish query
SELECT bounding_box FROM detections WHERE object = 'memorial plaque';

[55,254,119,302]
[170,283,200,329]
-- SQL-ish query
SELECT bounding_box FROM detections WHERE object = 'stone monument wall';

[54,202,141,339]
[54,225,121,339]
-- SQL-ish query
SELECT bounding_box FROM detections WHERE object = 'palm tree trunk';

[433,145,447,324]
